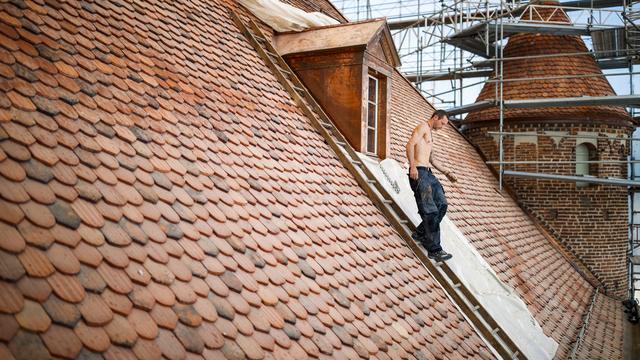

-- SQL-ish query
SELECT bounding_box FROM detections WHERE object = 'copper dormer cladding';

[464,1,632,127]
[275,20,401,159]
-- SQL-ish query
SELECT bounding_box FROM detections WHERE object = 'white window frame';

[365,75,379,155]
[576,142,595,188]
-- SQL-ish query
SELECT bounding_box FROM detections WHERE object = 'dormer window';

[275,19,400,159]
[366,75,379,154]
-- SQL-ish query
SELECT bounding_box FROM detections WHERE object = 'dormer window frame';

[361,65,389,159]
[365,74,380,155]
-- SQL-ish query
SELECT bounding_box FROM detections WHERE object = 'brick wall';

[465,123,631,298]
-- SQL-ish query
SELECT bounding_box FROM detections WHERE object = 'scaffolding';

[332,0,640,303]
[333,1,639,115]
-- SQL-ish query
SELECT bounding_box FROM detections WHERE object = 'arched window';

[576,142,597,187]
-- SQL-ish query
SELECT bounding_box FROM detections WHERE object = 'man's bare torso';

[412,123,433,167]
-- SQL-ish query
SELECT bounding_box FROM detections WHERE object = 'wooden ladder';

[230,10,525,360]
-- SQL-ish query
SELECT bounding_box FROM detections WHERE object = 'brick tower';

[463,1,634,298]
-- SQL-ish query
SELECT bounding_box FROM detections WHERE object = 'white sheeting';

[237,0,339,32]
[358,154,559,360]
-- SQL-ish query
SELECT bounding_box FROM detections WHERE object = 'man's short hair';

[432,109,448,119]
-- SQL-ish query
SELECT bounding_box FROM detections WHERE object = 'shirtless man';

[406,110,457,262]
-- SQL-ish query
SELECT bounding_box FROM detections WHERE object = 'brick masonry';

[465,123,632,298]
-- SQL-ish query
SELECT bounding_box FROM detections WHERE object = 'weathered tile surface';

[0,0,495,359]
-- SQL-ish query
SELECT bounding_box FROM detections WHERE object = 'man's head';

[428,109,449,130]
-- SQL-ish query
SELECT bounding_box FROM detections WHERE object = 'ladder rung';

[398,219,408,224]
[366,179,376,184]
[321,122,333,129]
[293,86,305,93]
[276,64,291,74]
[453,283,462,289]
[266,50,278,58]
[382,199,392,204]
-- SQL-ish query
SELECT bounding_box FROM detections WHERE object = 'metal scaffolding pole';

[487,131,640,141]
[446,94,640,114]
[503,170,640,187]
[624,0,640,303]
[497,0,505,190]
[489,159,640,164]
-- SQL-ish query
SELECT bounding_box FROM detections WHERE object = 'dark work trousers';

[408,167,448,254]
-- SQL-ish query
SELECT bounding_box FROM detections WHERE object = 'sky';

[329,0,637,116]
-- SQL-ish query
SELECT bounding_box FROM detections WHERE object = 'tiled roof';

[388,70,625,358]
[464,3,631,125]
[0,0,496,359]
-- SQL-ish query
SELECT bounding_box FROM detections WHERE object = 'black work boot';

[428,250,453,262]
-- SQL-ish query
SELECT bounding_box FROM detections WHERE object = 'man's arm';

[406,124,427,180]
[430,151,457,182]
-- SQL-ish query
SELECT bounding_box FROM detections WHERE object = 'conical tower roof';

[464,1,631,126]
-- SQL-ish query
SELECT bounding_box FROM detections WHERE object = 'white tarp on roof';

[237,0,339,32]
[358,154,559,360]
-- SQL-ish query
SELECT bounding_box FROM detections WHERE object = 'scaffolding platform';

[562,0,632,8]
[446,22,619,57]
[387,0,620,31]
[472,54,639,70]
[446,94,640,115]
[405,69,494,82]
[388,5,525,30]
[446,100,494,115]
